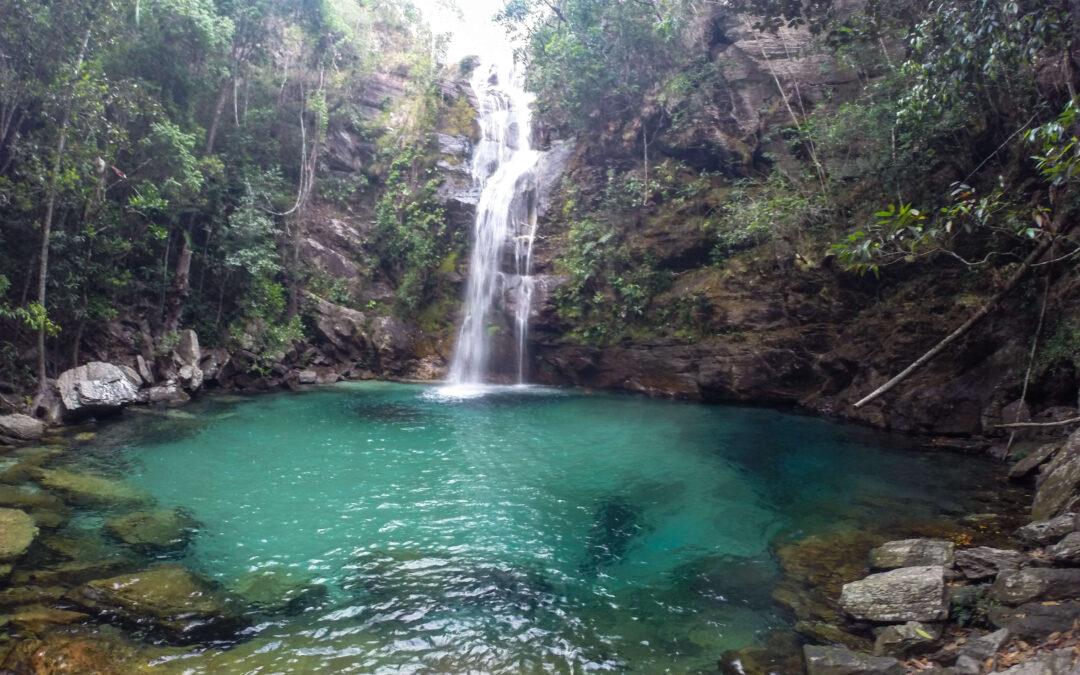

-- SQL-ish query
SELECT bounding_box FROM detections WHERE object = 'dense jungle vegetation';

[0,0,463,396]
[3,0,1080,401]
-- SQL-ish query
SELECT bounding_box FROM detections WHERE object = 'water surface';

[73,382,996,672]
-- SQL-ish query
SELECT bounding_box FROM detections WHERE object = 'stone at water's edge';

[0,508,37,561]
[1031,428,1080,520]
[840,566,949,623]
[0,414,44,441]
[954,546,1026,580]
[868,539,954,570]
[65,564,249,644]
[872,621,942,658]
[56,361,141,420]
[1008,441,1060,479]
[803,645,903,675]
[991,567,1080,605]
[989,600,1080,641]
[1017,513,1077,547]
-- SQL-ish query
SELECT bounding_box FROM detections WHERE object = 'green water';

[73,382,995,672]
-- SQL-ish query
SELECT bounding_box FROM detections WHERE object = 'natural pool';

[34,382,1000,672]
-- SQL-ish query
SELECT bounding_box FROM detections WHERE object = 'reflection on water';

[16,382,1001,673]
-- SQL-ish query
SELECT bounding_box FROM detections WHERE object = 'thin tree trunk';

[854,230,1067,409]
[36,26,91,396]
[205,76,232,155]
[163,235,192,334]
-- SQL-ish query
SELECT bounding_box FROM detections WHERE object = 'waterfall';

[446,57,539,386]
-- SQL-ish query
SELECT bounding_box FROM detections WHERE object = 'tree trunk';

[162,235,192,334]
[205,76,232,155]
[35,26,91,397]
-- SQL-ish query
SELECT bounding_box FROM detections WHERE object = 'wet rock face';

[840,566,949,623]
[66,564,249,644]
[802,645,903,675]
[0,508,37,561]
[0,414,44,441]
[56,361,141,421]
[868,539,954,570]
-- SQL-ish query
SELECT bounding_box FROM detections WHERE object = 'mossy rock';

[105,509,199,554]
[66,564,249,644]
[0,508,38,562]
[30,468,148,507]
[231,567,329,615]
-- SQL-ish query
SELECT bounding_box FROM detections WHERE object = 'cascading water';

[446,56,540,386]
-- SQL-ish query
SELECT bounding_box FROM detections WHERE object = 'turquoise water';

[76,382,994,672]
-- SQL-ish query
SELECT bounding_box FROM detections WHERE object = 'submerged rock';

[0,485,65,512]
[231,567,328,614]
[9,604,90,633]
[30,468,147,507]
[840,566,949,623]
[105,509,199,554]
[802,645,903,675]
[65,564,248,643]
[0,414,44,441]
[794,620,872,652]
[0,507,38,561]
[56,361,141,420]
[582,498,644,573]
[868,539,954,570]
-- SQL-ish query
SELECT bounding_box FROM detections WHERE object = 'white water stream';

[446,57,540,385]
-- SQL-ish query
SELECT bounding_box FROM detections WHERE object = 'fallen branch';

[997,416,1080,429]
[853,230,1064,409]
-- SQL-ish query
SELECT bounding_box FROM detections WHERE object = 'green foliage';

[1034,320,1080,376]
[709,174,825,263]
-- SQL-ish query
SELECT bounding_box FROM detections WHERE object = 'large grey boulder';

[991,567,1080,605]
[869,539,954,570]
[954,546,1026,580]
[1032,428,1080,520]
[1009,441,1060,479]
[840,566,949,623]
[1018,514,1077,547]
[803,645,903,675]
[56,361,141,420]
[957,628,1010,663]
[1048,531,1080,563]
[0,414,44,441]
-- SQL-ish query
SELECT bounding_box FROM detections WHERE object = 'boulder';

[989,600,1080,641]
[803,645,903,675]
[105,509,199,554]
[173,329,201,368]
[1032,428,1080,520]
[297,369,318,385]
[840,566,949,623]
[954,546,1027,580]
[66,564,248,643]
[1047,530,1080,563]
[145,382,191,406]
[231,567,328,615]
[991,568,1080,605]
[794,620,872,652]
[0,485,65,512]
[56,361,141,420]
[998,648,1077,674]
[0,507,38,561]
[31,468,147,507]
[872,621,942,658]
[10,605,90,632]
[1008,441,1060,479]
[0,413,44,441]
[178,364,204,392]
[957,628,1010,663]
[868,539,954,570]
[1017,514,1077,547]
